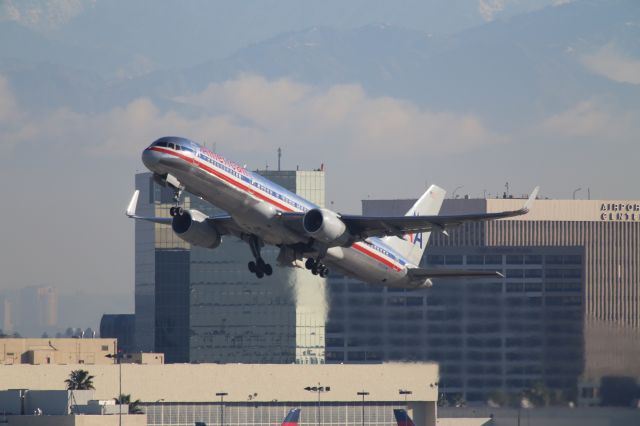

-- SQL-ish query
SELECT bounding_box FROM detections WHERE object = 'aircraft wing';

[125,190,238,235]
[407,267,503,279]
[339,186,539,240]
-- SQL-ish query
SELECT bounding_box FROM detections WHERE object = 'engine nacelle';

[171,209,222,249]
[303,208,353,247]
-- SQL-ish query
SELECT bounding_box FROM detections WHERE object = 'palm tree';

[65,369,95,390]
[115,394,144,414]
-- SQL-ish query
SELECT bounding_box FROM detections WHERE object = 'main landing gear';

[246,235,273,279]
[169,185,184,217]
[248,258,273,279]
[305,258,329,278]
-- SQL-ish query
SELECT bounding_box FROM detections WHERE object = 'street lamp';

[156,399,165,425]
[573,187,582,200]
[105,351,124,426]
[399,389,412,409]
[304,384,330,426]
[216,392,228,426]
[357,391,369,426]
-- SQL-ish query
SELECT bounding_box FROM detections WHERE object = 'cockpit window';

[168,143,175,149]
[181,146,195,153]
[156,141,168,147]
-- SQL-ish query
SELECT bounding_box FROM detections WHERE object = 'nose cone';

[142,148,160,171]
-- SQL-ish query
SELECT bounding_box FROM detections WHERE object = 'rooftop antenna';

[277,147,282,171]
[504,182,509,198]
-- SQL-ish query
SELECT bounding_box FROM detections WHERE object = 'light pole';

[357,391,369,426]
[106,351,124,426]
[304,384,330,426]
[156,399,164,425]
[573,187,582,200]
[399,389,412,410]
[216,392,228,426]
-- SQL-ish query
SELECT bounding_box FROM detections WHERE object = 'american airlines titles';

[600,203,640,222]
[198,148,309,213]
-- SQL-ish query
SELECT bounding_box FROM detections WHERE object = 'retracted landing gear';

[305,257,329,278]
[246,235,272,279]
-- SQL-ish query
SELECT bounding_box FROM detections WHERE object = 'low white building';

[0,362,439,426]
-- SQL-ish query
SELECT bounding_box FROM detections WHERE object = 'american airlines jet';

[127,136,538,289]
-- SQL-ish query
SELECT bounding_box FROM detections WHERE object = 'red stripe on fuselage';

[149,146,402,272]
[352,243,401,271]
[149,146,293,212]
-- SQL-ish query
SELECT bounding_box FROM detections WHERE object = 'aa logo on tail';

[405,231,423,248]
[404,212,423,248]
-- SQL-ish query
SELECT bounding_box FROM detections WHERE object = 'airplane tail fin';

[393,409,416,426]
[281,408,301,426]
[383,185,446,265]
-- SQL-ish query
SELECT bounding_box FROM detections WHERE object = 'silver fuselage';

[142,141,419,287]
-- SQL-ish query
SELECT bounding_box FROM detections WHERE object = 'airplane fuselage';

[141,137,419,287]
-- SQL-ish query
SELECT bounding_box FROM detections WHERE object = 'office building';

[325,196,640,403]
[99,314,135,353]
[0,295,13,334]
[134,168,326,363]
[9,286,58,337]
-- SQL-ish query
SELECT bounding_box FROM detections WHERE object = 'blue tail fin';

[281,408,301,426]
[393,409,416,426]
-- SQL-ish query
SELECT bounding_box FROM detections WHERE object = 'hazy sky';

[0,0,639,326]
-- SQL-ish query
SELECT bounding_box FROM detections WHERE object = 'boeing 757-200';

[126,136,538,289]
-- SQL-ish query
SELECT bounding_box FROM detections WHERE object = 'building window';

[506,255,523,264]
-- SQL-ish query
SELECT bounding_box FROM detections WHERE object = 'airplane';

[393,409,416,426]
[196,408,299,426]
[127,136,538,288]
[281,408,301,426]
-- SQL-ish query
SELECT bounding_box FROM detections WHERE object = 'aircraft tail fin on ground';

[393,409,416,426]
[281,408,301,426]
[383,185,446,265]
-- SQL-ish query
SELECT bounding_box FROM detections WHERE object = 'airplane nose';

[141,148,160,170]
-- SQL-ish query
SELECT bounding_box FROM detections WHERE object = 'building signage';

[600,203,640,221]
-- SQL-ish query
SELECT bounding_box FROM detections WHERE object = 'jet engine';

[303,208,354,247]
[171,209,222,249]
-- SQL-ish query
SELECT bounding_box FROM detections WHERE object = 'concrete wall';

[0,363,439,403]
[7,414,147,426]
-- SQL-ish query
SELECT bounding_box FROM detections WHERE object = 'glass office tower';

[134,169,326,363]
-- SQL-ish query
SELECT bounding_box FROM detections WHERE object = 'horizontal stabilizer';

[407,267,503,279]
[125,190,172,224]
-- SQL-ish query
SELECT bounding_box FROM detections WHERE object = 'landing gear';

[169,185,184,217]
[246,235,273,279]
[169,206,184,217]
[305,257,329,278]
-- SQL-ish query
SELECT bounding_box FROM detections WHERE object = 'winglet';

[126,190,140,217]
[523,186,540,212]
